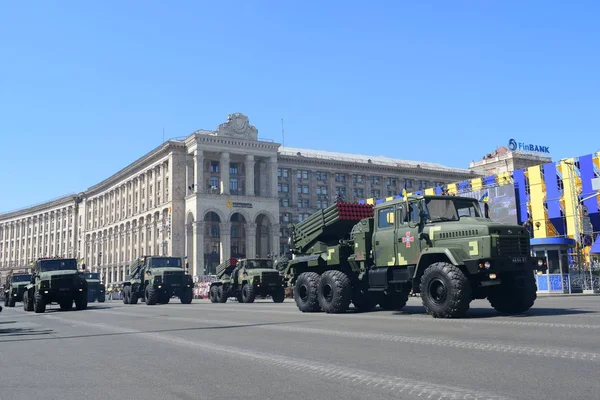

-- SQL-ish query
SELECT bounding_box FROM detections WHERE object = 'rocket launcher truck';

[282,195,547,318]
[209,257,285,303]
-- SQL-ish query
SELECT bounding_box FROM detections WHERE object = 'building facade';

[0,113,476,283]
[469,146,552,175]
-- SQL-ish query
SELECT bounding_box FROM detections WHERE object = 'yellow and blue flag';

[480,191,489,203]
[402,183,408,200]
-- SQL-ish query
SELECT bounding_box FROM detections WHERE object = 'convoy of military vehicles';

[1,194,548,319]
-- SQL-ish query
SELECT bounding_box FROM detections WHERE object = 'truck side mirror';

[419,232,433,246]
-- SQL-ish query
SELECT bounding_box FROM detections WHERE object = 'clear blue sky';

[1,1,599,213]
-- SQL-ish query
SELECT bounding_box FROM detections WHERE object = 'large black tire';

[352,286,378,312]
[75,291,88,310]
[294,272,321,312]
[23,291,34,312]
[8,296,16,308]
[3,294,8,307]
[98,294,106,303]
[216,286,228,303]
[209,285,218,303]
[130,291,139,305]
[59,298,73,311]
[271,286,285,303]
[379,290,410,311]
[317,270,352,314]
[33,289,46,314]
[420,262,472,318]
[241,283,256,303]
[488,271,537,314]
[180,288,193,304]
[123,286,131,304]
[145,286,158,305]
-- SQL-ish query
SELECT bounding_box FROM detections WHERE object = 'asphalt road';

[1,295,599,400]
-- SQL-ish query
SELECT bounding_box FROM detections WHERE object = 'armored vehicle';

[78,272,106,303]
[23,257,88,313]
[122,256,193,305]
[3,273,32,307]
[283,195,547,318]
[209,258,285,303]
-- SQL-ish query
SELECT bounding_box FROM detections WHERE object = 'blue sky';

[1,1,598,213]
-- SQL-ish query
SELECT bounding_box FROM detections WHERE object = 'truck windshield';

[149,257,182,268]
[11,275,31,282]
[425,198,482,222]
[39,259,77,272]
[246,260,273,269]
[80,273,100,280]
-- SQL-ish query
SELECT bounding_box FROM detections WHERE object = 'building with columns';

[0,113,475,283]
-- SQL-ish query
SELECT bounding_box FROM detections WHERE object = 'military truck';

[23,257,88,313]
[209,258,285,303]
[122,256,193,305]
[3,273,32,307]
[283,196,547,318]
[78,272,106,303]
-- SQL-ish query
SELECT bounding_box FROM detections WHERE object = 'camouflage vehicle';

[122,256,193,305]
[283,196,547,318]
[78,272,106,303]
[209,258,285,303]
[23,257,88,313]
[3,273,32,307]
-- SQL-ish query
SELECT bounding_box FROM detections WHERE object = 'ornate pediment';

[215,113,258,140]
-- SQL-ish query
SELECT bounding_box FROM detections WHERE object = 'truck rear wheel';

[318,270,352,314]
[8,296,16,308]
[420,262,472,318]
[217,286,228,303]
[487,271,537,314]
[33,289,46,314]
[75,291,88,310]
[241,283,256,303]
[271,286,285,303]
[294,272,321,313]
[123,286,131,304]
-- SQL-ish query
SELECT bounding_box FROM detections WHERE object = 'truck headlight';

[537,259,544,267]
[40,280,50,289]
[484,261,491,269]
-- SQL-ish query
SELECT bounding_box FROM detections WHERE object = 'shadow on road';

[0,319,314,344]
[0,325,54,338]
[386,305,597,319]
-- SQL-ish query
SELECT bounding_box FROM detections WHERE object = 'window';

[282,168,289,178]
[210,177,219,189]
[230,178,238,192]
[405,179,413,188]
[279,198,289,207]
[353,175,364,184]
[369,176,380,185]
[297,185,309,194]
[296,170,309,179]
[335,187,347,196]
[230,163,238,174]
[282,184,289,192]
[316,171,328,181]
[316,200,329,209]
[277,168,282,177]
[335,173,346,183]
[371,189,381,198]
[378,208,395,228]
[317,186,328,195]
[210,161,219,173]
[353,189,364,198]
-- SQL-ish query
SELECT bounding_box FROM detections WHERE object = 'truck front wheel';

[180,288,193,304]
[123,286,131,304]
[420,262,472,318]
[487,271,537,314]
[271,286,285,303]
[209,285,218,303]
[241,283,256,303]
[318,270,352,314]
[294,272,321,312]
[145,286,158,305]
[33,289,46,314]
[8,296,16,308]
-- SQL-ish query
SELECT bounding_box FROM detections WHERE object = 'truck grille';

[261,272,280,285]
[51,274,75,290]
[496,237,529,257]
[163,271,183,285]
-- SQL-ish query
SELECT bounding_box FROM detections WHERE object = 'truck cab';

[3,273,32,307]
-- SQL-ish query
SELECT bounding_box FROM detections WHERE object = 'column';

[271,223,281,257]
[195,150,204,194]
[192,221,204,278]
[245,154,255,196]
[138,224,144,257]
[150,216,156,256]
[219,222,231,262]
[246,222,257,258]
[186,156,194,195]
[220,152,230,195]
[269,155,278,197]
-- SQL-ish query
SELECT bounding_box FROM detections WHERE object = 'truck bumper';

[465,256,547,275]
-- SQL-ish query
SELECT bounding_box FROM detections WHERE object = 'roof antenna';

[281,118,285,147]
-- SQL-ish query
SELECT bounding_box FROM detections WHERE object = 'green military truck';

[23,257,88,313]
[122,256,193,305]
[78,272,106,303]
[283,195,547,318]
[3,273,32,307]
[209,258,285,303]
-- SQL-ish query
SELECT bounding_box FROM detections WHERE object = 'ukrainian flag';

[480,191,489,203]
[402,183,408,200]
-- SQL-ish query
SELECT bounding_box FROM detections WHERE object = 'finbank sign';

[508,138,550,154]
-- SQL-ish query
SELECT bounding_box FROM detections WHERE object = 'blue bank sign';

[508,138,550,154]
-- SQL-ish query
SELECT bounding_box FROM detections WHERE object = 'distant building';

[469,146,552,176]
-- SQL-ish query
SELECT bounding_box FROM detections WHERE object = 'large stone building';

[0,113,475,283]
[469,146,552,175]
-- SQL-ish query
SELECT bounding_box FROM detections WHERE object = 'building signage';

[226,201,253,209]
[508,138,550,154]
